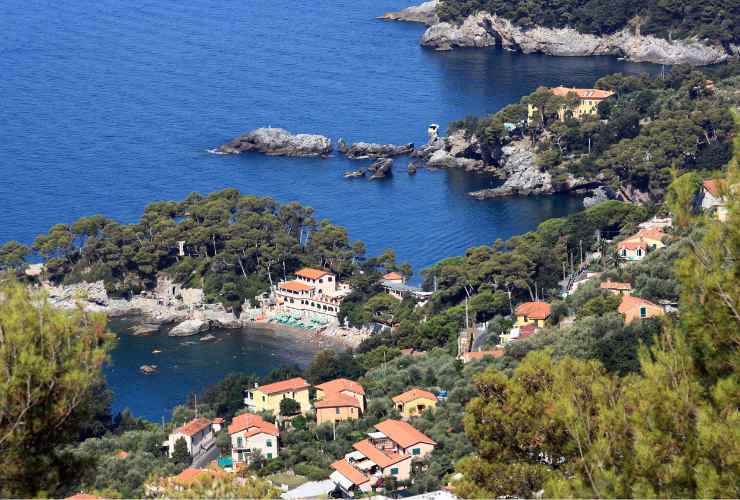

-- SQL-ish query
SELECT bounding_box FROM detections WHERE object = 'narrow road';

[192,442,219,468]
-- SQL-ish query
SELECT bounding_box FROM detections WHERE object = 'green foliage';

[22,190,364,308]
[171,437,191,467]
[304,349,363,384]
[436,0,739,45]
[279,398,301,417]
[0,279,115,497]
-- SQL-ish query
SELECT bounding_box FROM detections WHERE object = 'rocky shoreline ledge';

[381,1,737,66]
[44,279,367,347]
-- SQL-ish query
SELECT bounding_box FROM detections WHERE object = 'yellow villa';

[392,388,437,418]
[244,377,311,416]
[314,378,366,425]
[528,86,614,124]
[514,301,551,328]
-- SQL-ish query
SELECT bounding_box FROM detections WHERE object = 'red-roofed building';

[391,389,438,417]
[460,349,505,363]
[383,272,404,283]
[244,377,311,415]
[274,268,351,322]
[314,378,366,424]
[329,419,436,495]
[515,301,551,327]
[618,295,665,324]
[700,179,728,222]
[528,86,614,124]
[167,417,214,460]
[228,412,280,465]
[600,280,633,295]
[618,228,666,261]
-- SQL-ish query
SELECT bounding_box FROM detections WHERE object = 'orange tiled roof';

[314,392,362,409]
[703,179,724,197]
[634,228,665,241]
[515,301,551,320]
[174,417,211,437]
[315,378,365,396]
[331,459,372,486]
[114,450,129,459]
[550,86,614,100]
[461,350,504,362]
[295,268,331,280]
[353,439,409,468]
[257,377,310,395]
[174,467,206,485]
[392,388,437,405]
[212,417,224,424]
[618,294,660,314]
[618,239,648,250]
[278,280,314,292]
[383,272,403,281]
[374,419,436,448]
[228,412,279,436]
[600,280,632,291]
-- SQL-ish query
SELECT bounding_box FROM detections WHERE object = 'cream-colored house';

[228,412,280,464]
[618,228,666,261]
[700,179,728,222]
[244,377,311,416]
[392,388,437,418]
[274,268,351,321]
[329,419,436,496]
[167,417,214,460]
[599,280,633,295]
[527,86,614,124]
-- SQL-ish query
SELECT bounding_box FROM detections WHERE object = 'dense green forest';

[436,0,740,46]
[450,64,739,199]
[0,190,366,311]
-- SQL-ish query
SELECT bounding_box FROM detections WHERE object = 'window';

[262,395,266,402]
[637,249,643,256]
[640,306,647,318]
[390,468,399,475]
[412,448,420,455]
[267,453,273,459]
[237,437,243,448]
[336,408,340,415]
[267,440,273,447]
[620,249,626,256]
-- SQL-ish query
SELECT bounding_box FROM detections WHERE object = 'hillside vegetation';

[437,0,740,46]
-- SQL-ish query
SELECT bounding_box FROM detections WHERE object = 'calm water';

[1,0,658,418]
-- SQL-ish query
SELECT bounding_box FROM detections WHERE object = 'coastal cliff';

[381,2,736,66]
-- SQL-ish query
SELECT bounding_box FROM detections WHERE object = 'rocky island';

[381,0,738,65]
[337,139,414,159]
[216,127,332,157]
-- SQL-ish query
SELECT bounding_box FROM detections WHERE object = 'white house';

[700,179,728,222]
[329,419,436,497]
[228,412,280,465]
[274,268,351,322]
[167,417,214,459]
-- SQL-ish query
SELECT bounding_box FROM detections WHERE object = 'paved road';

[192,443,220,468]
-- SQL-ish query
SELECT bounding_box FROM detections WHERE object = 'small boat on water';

[152,349,161,354]
[343,169,365,178]
[139,364,158,375]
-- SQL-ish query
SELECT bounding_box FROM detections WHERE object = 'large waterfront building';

[273,268,351,322]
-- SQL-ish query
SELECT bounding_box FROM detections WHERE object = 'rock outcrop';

[378,0,438,25]
[169,319,208,336]
[417,10,732,65]
[337,139,414,159]
[583,186,610,208]
[469,140,553,198]
[216,128,332,157]
[368,158,393,179]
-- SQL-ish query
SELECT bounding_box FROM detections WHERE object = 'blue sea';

[1,0,659,419]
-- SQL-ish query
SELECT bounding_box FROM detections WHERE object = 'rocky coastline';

[381,1,736,66]
[337,138,414,159]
